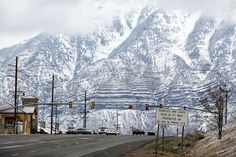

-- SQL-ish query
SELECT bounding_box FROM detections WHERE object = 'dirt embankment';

[123,122,236,157]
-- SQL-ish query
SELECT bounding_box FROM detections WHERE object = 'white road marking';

[11,154,19,157]
[80,137,92,140]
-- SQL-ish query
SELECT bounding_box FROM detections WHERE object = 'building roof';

[0,103,36,114]
[21,95,38,99]
[0,103,14,111]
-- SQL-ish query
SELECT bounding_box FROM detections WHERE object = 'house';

[0,96,38,134]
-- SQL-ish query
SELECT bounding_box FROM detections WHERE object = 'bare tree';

[199,84,226,140]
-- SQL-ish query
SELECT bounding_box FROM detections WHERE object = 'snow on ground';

[189,119,236,157]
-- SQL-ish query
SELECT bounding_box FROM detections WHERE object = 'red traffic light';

[68,101,73,108]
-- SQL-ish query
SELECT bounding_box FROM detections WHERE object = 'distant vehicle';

[106,128,119,135]
[76,128,93,134]
[38,129,48,134]
[132,129,145,135]
[147,131,155,136]
[66,127,76,134]
[98,127,108,134]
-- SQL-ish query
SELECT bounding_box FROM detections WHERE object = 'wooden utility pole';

[50,75,54,134]
[14,57,18,134]
[116,110,119,131]
[55,103,57,134]
[224,89,230,124]
[83,90,87,129]
[115,110,121,131]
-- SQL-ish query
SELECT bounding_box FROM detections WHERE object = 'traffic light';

[90,101,95,109]
[68,101,73,108]
[159,103,163,108]
[128,104,133,109]
[145,104,149,110]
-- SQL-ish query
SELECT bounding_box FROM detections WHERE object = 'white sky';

[0,0,235,49]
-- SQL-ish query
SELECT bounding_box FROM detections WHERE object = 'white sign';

[156,108,188,126]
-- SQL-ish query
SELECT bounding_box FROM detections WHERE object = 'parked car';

[98,127,108,134]
[106,128,119,135]
[147,131,155,136]
[38,129,48,134]
[132,129,145,135]
[66,127,76,134]
[76,128,93,134]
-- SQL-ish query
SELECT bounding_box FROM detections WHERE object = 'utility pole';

[114,110,122,131]
[14,57,18,134]
[224,89,230,124]
[55,103,57,134]
[83,90,87,129]
[116,110,119,131]
[220,84,230,125]
[51,75,54,134]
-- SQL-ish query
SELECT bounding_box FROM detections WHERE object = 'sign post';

[156,106,189,152]
[154,124,159,157]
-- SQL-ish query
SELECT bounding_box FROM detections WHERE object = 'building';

[0,96,38,134]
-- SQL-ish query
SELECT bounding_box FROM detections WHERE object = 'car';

[132,129,145,135]
[66,127,76,134]
[38,129,48,134]
[76,128,93,134]
[147,131,155,136]
[98,127,108,134]
[106,128,119,135]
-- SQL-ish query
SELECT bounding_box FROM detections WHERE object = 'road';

[0,134,155,157]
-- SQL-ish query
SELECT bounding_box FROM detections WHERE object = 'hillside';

[188,120,236,157]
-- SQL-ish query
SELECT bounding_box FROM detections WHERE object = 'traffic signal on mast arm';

[90,101,95,109]
[128,104,133,109]
[159,103,163,108]
[145,104,149,110]
[68,101,73,108]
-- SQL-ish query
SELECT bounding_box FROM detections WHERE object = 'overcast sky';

[0,0,235,49]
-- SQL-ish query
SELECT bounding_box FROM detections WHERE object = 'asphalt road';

[0,134,155,157]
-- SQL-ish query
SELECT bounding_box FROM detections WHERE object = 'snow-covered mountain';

[0,7,236,134]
